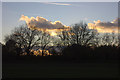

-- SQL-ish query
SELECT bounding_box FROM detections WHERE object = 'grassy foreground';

[2,56,120,79]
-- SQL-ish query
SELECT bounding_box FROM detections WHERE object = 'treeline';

[1,21,120,61]
[62,44,119,61]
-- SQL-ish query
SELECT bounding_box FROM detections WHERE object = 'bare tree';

[69,22,97,46]
[4,25,51,56]
[58,27,71,46]
[99,32,119,46]
[38,31,51,56]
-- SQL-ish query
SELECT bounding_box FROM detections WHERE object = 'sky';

[1,2,118,43]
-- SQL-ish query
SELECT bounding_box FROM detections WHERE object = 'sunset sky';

[1,2,118,43]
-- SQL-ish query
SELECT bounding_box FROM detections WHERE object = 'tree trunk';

[42,50,44,56]
[26,48,30,56]
[76,34,79,44]
[41,45,47,56]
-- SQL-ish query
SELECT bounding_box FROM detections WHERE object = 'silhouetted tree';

[4,25,52,56]
[6,39,17,55]
[58,26,71,46]
[98,32,119,46]
[2,39,22,56]
[69,22,97,46]
[38,31,51,56]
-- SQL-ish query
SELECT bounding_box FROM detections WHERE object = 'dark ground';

[2,56,120,79]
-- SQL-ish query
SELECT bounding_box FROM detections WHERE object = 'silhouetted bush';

[94,46,119,60]
[62,44,93,60]
[50,48,58,56]
[2,39,22,57]
[62,44,119,61]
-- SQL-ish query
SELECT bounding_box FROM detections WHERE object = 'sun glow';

[31,49,52,56]
[50,32,57,36]
[88,23,118,33]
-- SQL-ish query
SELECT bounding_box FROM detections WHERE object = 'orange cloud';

[19,15,70,36]
[88,18,119,33]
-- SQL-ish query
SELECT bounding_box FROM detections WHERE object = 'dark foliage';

[2,39,22,57]
[62,44,93,60]
[62,44,119,61]
[93,46,119,60]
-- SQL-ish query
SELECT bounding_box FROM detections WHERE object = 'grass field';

[2,58,120,79]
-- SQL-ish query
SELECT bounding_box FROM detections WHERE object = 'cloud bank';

[19,15,119,35]
[19,15,70,36]
[88,18,119,33]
